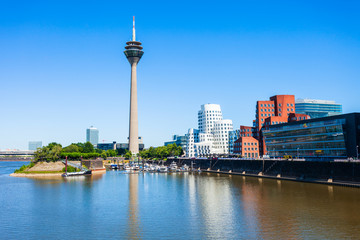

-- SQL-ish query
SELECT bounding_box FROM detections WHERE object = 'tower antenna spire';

[132,16,136,41]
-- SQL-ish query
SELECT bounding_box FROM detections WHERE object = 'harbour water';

[1,161,360,239]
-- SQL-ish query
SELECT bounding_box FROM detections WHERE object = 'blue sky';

[1,0,360,149]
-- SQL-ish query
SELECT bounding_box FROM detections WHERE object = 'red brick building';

[245,95,310,156]
[234,137,259,158]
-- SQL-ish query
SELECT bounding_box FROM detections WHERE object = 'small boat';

[158,165,168,173]
[169,161,178,172]
[180,164,189,172]
[110,164,118,170]
[133,164,140,171]
[62,156,92,177]
[62,170,92,177]
[149,165,157,172]
[124,165,132,172]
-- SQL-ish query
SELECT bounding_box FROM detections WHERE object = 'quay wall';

[167,158,360,183]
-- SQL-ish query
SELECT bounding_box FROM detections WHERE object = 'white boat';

[133,164,140,171]
[169,161,178,172]
[158,165,168,173]
[62,170,92,177]
[150,165,157,172]
[124,165,132,172]
[180,164,189,172]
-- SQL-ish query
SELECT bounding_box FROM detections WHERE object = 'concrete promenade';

[167,157,360,188]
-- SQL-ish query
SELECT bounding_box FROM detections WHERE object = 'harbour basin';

[1,161,360,239]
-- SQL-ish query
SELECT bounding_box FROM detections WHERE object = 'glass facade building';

[263,113,360,160]
[164,135,187,149]
[28,141,42,151]
[295,99,342,119]
[86,126,99,146]
[228,130,240,154]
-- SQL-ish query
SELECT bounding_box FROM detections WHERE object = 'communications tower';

[124,17,144,155]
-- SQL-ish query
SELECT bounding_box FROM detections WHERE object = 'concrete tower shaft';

[124,17,144,155]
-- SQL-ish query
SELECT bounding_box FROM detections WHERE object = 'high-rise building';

[28,141,42,151]
[86,126,99,146]
[185,104,233,157]
[124,17,143,155]
[295,99,342,119]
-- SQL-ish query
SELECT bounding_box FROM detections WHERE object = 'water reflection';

[126,173,141,239]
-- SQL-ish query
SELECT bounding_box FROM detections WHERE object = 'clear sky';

[1,0,360,150]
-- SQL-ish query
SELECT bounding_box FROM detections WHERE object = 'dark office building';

[164,135,187,149]
[97,141,144,151]
[263,113,360,160]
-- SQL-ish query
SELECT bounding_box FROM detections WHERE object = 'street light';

[297,147,299,159]
[357,145,359,160]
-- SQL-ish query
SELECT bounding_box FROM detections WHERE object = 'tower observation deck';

[124,17,144,155]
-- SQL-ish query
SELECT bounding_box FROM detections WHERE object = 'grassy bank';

[13,162,78,174]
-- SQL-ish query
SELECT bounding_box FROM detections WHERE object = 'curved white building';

[185,104,233,157]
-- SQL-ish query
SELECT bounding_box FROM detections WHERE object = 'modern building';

[234,137,259,158]
[251,95,310,155]
[124,17,144,155]
[86,126,99,146]
[295,99,342,119]
[263,113,360,160]
[164,135,187,149]
[28,141,42,151]
[97,141,117,151]
[185,128,199,157]
[229,130,240,154]
[185,104,234,157]
[97,141,144,152]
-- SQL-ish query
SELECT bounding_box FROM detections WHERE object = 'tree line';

[34,142,183,162]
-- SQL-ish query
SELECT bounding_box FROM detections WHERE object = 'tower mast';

[124,17,144,155]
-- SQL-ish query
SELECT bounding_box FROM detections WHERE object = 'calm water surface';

[1,161,360,240]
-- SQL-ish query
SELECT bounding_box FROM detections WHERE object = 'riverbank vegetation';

[14,162,35,173]
[33,142,183,162]
[139,144,183,160]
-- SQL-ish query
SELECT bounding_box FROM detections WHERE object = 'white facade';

[185,104,233,157]
[213,119,233,154]
[185,128,199,157]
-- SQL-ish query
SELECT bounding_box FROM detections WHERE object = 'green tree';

[34,142,62,162]
[106,150,117,157]
[62,144,80,153]
[83,142,94,153]
[124,150,132,159]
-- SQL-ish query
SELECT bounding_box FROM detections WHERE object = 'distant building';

[164,135,187,149]
[86,126,99,146]
[97,139,144,152]
[295,99,342,119]
[28,141,42,151]
[263,113,360,160]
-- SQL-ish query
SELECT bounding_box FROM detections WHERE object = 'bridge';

[0,150,35,156]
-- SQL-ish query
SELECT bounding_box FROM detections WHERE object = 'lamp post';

[357,145,359,160]
[297,147,299,159]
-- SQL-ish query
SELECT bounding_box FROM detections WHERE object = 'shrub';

[14,162,35,173]
[62,165,79,173]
